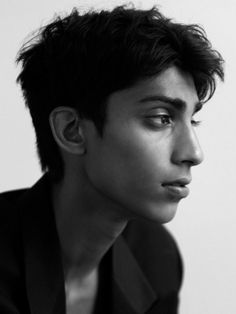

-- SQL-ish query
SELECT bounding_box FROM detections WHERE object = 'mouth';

[162,178,191,199]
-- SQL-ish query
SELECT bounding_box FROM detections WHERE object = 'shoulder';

[123,219,183,293]
[0,188,28,236]
[0,190,24,264]
[0,190,30,313]
[0,190,22,232]
[0,188,29,205]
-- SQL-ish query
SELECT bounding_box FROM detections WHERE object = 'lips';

[162,178,191,199]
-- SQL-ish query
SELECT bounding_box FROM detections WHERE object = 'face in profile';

[83,66,204,223]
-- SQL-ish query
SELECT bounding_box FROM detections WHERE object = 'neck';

[51,170,128,281]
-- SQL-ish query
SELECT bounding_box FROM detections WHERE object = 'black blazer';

[0,175,183,314]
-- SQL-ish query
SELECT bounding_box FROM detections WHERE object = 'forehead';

[107,66,199,118]
[146,66,198,99]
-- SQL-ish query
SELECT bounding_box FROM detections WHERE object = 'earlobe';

[49,107,86,155]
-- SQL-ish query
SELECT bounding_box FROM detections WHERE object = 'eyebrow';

[139,95,203,113]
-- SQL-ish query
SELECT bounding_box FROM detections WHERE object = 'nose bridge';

[172,124,204,166]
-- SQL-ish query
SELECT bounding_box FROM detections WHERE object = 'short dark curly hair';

[16,4,224,180]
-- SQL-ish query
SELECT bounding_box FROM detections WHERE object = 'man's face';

[83,66,203,223]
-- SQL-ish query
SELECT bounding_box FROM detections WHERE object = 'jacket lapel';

[19,175,159,314]
[20,175,65,314]
[112,235,157,314]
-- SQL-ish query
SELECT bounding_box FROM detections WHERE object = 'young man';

[0,5,224,314]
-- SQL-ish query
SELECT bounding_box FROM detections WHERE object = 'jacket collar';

[112,236,157,314]
[19,174,157,314]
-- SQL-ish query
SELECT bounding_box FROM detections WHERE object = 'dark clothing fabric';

[0,174,183,314]
[93,249,112,314]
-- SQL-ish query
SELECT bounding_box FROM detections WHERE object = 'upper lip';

[162,178,191,187]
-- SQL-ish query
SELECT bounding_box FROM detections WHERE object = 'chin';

[138,201,179,224]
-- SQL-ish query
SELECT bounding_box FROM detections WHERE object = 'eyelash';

[191,119,201,127]
[146,114,201,128]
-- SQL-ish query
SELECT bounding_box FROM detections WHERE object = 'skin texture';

[51,66,204,312]
[82,66,204,223]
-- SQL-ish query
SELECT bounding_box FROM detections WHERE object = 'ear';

[49,107,86,155]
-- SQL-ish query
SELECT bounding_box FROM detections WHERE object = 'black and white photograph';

[0,1,234,313]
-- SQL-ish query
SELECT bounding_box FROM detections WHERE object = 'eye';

[191,111,202,127]
[191,119,201,127]
[146,113,172,127]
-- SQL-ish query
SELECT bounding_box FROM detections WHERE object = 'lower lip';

[163,185,190,199]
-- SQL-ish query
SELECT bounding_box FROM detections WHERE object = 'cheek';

[84,127,178,222]
[110,128,170,186]
[85,127,169,202]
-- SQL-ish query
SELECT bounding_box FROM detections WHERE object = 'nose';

[171,126,204,167]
